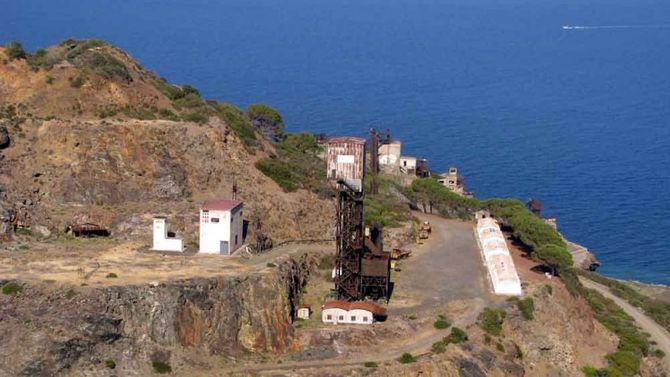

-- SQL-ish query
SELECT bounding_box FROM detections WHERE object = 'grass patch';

[477,307,506,336]
[106,273,118,278]
[495,342,505,352]
[654,349,665,358]
[363,175,411,227]
[363,361,378,368]
[2,282,22,295]
[513,342,524,359]
[581,271,670,334]
[211,103,258,148]
[517,297,535,320]
[255,133,332,196]
[151,361,172,374]
[433,316,450,330]
[398,353,416,364]
[444,326,468,344]
[581,287,648,376]
[431,341,446,354]
[105,359,116,369]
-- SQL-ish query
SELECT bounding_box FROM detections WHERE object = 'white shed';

[296,305,311,320]
[152,217,183,252]
[399,156,417,174]
[199,199,244,255]
[321,300,386,325]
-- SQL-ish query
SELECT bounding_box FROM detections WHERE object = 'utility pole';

[369,128,391,196]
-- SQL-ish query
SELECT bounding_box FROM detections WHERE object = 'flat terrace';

[0,238,333,287]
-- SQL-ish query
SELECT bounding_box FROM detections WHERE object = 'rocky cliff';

[0,253,316,376]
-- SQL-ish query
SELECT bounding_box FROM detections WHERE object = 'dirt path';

[223,213,490,375]
[581,277,670,373]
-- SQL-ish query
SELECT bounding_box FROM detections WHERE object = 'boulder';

[32,225,51,238]
[0,127,9,149]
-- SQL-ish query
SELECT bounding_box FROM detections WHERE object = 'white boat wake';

[562,24,670,30]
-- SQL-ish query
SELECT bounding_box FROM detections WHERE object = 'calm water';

[2,0,670,284]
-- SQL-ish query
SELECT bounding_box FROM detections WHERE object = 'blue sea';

[2,0,669,285]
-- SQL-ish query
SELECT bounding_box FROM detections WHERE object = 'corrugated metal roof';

[201,199,243,211]
[327,136,366,145]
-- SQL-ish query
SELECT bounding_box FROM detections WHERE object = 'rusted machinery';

[333,179,391,302]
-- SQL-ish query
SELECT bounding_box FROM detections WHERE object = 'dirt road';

[581,277,670,373]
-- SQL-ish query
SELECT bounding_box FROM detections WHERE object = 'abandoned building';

[199,199,244,255]
[378,140,402,167]
[526,198,543,216]
[475,217,522,296]
[296,305,311,320]
[437,166,472,197]
[326,136,366,192]
[321,300,387,325]
[399,156,417,175]
[151,217,183,252]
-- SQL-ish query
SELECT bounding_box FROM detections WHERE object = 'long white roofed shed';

[475,218,522,296]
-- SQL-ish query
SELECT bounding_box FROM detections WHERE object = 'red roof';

[201,199,242,212]
[322,300,387,316]
[327,137,366,145]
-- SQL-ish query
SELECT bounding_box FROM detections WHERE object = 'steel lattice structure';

[334,180,364,301]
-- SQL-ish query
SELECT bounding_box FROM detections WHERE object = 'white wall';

[475,218,523,296]
[322,308,374,324]
[199,206,244,255]
[152,218,183,252]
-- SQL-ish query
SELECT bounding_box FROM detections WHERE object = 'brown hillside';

[0,40,334,244]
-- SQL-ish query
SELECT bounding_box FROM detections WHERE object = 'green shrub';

[106,273,118,278]
[247,103,284,141]
[545,284,553,295]
[5,41,27,60]
[45,75,55,85]
[513,343,524,359]
[495,342,505,352]
[581,366,599,377]
[63,39,107,60]
[79,51,131,82]
[152,360,172,374]
[398,353,416,364]
[605,351,640,376]
[444,326,468,344]
[654,349,665,358]
[105,359,116,369]
[211,103,258,147]
[477,307,506,336]
[517,298,534,320]
[266,262,277,268]
[431,341,446,353]
[433,317,450,330]
[70,75,85,88]
[27,48,49,67]
[363,361,378,368]
[2,282,22,295]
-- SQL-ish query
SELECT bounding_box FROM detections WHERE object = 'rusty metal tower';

[334,179,365,300]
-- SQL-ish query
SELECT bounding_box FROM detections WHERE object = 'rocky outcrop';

[0,253,316,376]
[0,126,9,149]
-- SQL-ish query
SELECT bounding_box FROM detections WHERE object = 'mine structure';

[327,136,392,302]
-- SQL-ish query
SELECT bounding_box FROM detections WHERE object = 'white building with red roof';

[199,199,244,255]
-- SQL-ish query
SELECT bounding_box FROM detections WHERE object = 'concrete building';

[378,140,402,167]
[199,199,244,255]
[399,156,417,175]
[326,137,366,192]
[475,218,522,296]
[438,166,465,195]
[321,300,386,325]
[296,305,311,320]
[152,217,183,252]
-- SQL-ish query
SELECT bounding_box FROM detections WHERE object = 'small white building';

[152,217,183,252]
[475,218,523,296]
[321,300,386,325]
[199,199,244,255]
[296,305,311,320]
[378,140,402,167]
[399,156,417,174]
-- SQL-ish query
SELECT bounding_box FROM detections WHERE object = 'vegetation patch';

[580,271,670,333]
[398,353,417,364]
[581,287,648,376]
[106,273,118,278]
[105,359,116,369]
[2,282,22,295]
[431,341,446,354]
[433,314,450,330]
[70,75,86,88]
[444,326,468,344]
[363,175,411,227]
[513,342,524,359]
[477,307,506,336]
[255,133,332,196]
[5,41,27,60]
[151,361,172,374]
[654,349,665,358]
[211,103,258,147]
[517,297,535,320]
[363,361,378,368]
[247,103,284,141]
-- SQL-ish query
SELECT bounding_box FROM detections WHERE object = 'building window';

[211,218,219,223]
[235,235,238,244]
[327,314,332,320]
[201,211,209,223]
[351,316,356,321]
[363,316,368,322]
[338,315,344,321]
